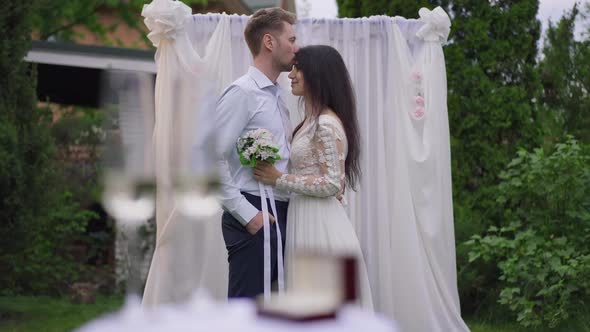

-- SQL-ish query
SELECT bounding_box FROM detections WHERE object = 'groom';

[215,8,298,298]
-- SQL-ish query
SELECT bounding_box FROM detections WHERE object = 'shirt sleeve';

[215,86,258,225]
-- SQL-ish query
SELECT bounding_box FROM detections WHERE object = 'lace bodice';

[276,115,347,198]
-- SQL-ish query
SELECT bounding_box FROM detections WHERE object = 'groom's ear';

[262,33,273,52]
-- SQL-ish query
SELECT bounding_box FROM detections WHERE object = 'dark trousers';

[221,192,288,299]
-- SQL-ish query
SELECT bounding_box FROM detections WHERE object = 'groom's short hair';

[244,7,296,56]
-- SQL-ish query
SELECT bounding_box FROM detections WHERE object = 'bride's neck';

[303,97,315,118]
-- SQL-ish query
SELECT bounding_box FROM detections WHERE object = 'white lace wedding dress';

[276,114,373,309]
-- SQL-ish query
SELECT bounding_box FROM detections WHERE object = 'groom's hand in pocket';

[245,211,275,235]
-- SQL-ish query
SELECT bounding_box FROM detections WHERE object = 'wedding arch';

[139,0,468,330]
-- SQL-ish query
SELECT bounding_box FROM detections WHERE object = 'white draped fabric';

[141,1,468,331]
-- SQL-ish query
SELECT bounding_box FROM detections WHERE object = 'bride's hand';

[253,162,283,186]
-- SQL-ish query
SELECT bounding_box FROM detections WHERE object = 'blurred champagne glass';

[162,69,225,303]
[100,69,155,300]
[173,72,220,220]
[100,61,224,307]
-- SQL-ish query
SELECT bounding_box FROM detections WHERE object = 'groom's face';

[271,22,299,72]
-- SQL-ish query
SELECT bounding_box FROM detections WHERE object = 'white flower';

[247,146,257,156]
[237,139,246,151]
[260,141,271,149]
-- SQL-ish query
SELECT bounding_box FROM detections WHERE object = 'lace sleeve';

[276,120,347,198]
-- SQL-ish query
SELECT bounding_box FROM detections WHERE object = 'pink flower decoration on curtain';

[411,70,422,82]
[414,107,425,119]
[411,69,425,119]
[415,95,425,106]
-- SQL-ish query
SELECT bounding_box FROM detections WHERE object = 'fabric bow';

[416,7,451,44]
[142,0,192,47]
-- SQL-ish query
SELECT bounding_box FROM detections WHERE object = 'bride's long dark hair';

[292,45,361,190]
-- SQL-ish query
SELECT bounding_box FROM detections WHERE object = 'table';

[76,292,398,332]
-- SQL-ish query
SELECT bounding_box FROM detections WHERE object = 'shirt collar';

[248,66,276,90]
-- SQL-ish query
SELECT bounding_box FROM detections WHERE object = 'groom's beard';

[279,62,293,72]
[273,59,293,73]
[272,53,294,72]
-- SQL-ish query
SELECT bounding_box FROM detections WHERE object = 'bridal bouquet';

[236,129,281,167]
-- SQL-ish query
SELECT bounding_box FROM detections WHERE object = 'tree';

[0,1,98,295]
[538,3,590,143]
[337,0,442,20]
[443,0,542,233]
[1,1,53,293]
[31,0,207,47]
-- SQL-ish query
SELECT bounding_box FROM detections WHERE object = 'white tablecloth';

[77,292,398,332]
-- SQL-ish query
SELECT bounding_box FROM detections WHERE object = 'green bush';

[14,192,97,294]
[50,106,115,289]
[466,137,590,327]
[50,106,106,205]
[0,1,101,295]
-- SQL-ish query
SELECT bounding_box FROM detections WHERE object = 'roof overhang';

[26,40,157,73]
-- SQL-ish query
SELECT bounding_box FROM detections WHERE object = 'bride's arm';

[275,122,346,198]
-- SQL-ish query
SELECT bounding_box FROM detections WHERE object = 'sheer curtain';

[141,1,468,331]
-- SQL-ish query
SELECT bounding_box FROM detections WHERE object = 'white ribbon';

[258,182,285,301]
[416,6,451,44]
[141,0,192,47]
[266,186,285,294]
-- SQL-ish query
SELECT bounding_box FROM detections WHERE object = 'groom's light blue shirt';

[216,66,291,225]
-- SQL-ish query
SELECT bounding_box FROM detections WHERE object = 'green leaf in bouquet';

[239,152,251,166]
[264,155,281,165]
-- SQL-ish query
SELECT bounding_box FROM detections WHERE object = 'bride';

[253,45,373,309]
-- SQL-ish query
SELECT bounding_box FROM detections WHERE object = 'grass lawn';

[0,296,123,332]
[465,313,590,332]
[1,296,589,331]
[466,319,538,332]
